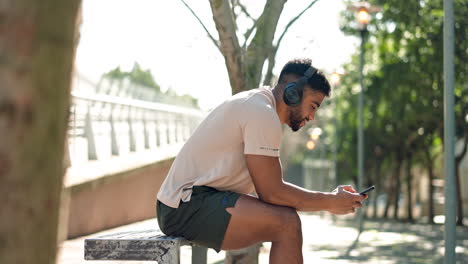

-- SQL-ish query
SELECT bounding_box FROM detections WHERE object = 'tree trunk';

[425,149,436,224]
[209,0,246,94]
[393,161,402,220]
[428,171,435,223]
[382,174,393,219]
[455,161,463,226]
[455,137,467,226]
[383,161,400,218]
[263,49,277,87]
[244,0,286,90]
[0,1,81,263]
[372,162,382,218]
[406,155,414,222]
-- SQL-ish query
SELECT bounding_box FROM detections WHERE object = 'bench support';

[192,245,207,264]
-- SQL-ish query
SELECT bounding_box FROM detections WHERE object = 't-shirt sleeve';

[241,100,282,157]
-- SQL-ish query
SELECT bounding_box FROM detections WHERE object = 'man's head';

[277,58,331,132]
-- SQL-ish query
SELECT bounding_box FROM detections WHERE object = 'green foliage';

[103,62,199,108]
[104,62,161,93]
[336,0,467,186]
[162,88,200,108]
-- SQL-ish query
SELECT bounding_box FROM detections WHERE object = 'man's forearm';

[258,181,334,212]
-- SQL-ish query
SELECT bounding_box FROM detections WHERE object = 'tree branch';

[242,19,260,50]
[230,0,237,20]
[239,1,260,50]
[263,51,277,86]
[180,0,221,53]
[275,0,319,49]
[237,1,256,23]
[230,0,239,32]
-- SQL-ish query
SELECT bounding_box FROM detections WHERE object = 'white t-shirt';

[157,87,282,208]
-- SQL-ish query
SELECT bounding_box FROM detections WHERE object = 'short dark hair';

[278,58,331,97]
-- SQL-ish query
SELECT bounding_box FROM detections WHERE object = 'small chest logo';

[260,147,279,152]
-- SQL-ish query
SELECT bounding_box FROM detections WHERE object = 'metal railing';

[67,75,205,166]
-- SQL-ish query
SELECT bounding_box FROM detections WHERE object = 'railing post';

[177,115,184,143]
[110,105,119,156]
[182,117,188,142]
[128,107,136,152]
[174,117,178,144]
[166,114,171,145]
[143,111,150,149]
[155,112,161,147]
[191,119,198,136]
[84,105,97,160]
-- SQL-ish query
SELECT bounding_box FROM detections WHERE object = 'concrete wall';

[63,158,174,238]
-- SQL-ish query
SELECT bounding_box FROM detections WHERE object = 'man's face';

[287,89,325,132]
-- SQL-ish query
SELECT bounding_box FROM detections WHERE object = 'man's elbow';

[256,185,290,206]
[257,192,278,204]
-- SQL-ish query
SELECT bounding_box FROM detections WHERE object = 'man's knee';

[274,207,302,237]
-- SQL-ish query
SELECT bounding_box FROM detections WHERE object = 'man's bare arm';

[245,154,365,213]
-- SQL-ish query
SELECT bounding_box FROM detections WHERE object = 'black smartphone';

[359,186,375,195]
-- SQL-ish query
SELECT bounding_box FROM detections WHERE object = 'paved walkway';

[58,213,468,263]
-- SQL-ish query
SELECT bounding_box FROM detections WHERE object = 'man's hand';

[327,185,367,215]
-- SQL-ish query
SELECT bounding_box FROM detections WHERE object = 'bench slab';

[84,229,189,263]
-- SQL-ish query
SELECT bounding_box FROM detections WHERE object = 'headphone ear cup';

[283,66,314,106]
[283,82,302,106]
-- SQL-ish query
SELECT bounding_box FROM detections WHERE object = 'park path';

[58,213,468,264]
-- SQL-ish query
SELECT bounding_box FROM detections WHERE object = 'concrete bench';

[84,229,207,264]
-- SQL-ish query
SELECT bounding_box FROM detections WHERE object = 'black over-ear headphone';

[283,66,318,106]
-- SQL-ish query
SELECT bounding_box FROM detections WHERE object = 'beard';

[288,106,305,132]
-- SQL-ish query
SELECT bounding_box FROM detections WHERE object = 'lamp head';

[330,72,342,86]
[357,7,370,25]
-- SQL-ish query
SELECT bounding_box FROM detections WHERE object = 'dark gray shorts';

[156,186,241,252]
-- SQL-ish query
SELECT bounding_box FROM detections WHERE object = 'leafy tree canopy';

[104,62,161,93]
[103,62,199,108]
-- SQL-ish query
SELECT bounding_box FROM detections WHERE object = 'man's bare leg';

[221,195,303,264]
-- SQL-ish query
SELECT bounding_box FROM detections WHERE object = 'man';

[156,58,367,263]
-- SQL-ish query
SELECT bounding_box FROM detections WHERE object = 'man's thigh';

[157,186,241,252]
[221,194,299,250]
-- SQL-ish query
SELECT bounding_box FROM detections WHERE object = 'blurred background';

[1,0,466,263]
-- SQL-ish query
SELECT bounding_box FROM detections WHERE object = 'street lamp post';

[355,5,371,193]
[358,28,366,193]
[443,0,456,263]
[347,2,380,193]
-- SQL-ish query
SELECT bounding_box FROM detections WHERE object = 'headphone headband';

[304,66,318,79]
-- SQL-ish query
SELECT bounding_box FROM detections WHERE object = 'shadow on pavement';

[308,218,468,264]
